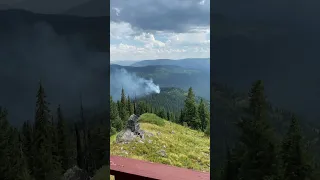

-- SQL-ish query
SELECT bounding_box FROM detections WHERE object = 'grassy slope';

[110,113,210,172]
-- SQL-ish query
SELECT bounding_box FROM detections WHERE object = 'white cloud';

[110,22,135,39]
[110,1,210,61]
[199,0,206,5]
[134,33,166,48]
[112,7,121,16]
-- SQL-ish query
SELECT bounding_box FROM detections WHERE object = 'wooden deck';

[110,155,210,180]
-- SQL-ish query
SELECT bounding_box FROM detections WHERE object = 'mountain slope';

[110,113,210,172]
[137,87,209,115]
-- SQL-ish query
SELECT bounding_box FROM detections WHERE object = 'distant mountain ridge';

[131,58,210,71]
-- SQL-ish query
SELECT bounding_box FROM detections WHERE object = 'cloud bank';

[110,0,210,61]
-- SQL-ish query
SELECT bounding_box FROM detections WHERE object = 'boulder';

[116,114,145,143]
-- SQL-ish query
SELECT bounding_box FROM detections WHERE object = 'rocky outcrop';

[116,114,145,143]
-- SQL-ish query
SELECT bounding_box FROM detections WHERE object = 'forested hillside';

[0,82,109,180]
[110,87,210,135]
[212,80,320,180]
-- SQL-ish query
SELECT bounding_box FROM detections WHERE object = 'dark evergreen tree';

[281,115,312,180]
[89,126,108,172]
[56,105,69,171]
[183,87,200,129]
[75,124,84,169]
[179,109,185,124]
[236,80,280,180]
[32,82,59,180]
[119,88,129,121]
[198,98,209,131]
[21,120,33,171]
[127,95,134,115]
[110,96,123,131]
[157,108,166,119]
[0,107,12,179]
[9,129,33,180]
[51,116,62,170]
[221,147,239,180]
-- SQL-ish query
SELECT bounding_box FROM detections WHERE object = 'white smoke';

[110,68,160,100]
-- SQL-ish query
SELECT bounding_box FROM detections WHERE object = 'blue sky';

[110,0,210,62]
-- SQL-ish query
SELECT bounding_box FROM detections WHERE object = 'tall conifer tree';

[237,80,280,180]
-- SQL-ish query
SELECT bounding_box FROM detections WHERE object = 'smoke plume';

[110,68,160,100]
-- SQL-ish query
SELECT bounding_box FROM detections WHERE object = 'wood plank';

[110,155,210,180]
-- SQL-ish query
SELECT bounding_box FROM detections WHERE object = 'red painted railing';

[110,155,210,180]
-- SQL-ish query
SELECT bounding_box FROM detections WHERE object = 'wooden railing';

[110,155,210,180]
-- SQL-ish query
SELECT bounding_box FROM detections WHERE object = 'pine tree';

[110,96,123,131]
[9,129,34,180]
[158,108,166,119]
[281,115,312,180]
[56,105,69,172]
[221,147,239,180]
[170,112,176,122]
[75,123,84,169]
[198,98,209,131]
[32,82,57,180]
[0,107,12,179]
[237,80,280,180]
[89,126,108,172]
[119,88,129,121]
[50,116,62,174]
[21,120,33,172]
[127,96,134,115]
[183,87,200,129]
[179,109,185,124]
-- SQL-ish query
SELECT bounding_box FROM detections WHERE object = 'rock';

[122,150,128,155]
[147,140,153,143]
[116,114,146,143]
[171,130,175,134]
[157,132,161,136]
[127,114,140,132]
[62,166,90,180]
[116,129,136,143]
[145,132,154,137]
[158,149,167,157]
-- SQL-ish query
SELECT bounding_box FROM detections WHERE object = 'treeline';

[217,80,320,180]
[0,82,108,180]
[110,87,210,136]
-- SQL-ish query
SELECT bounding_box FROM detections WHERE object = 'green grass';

[138,113,165,126]
[110,113,210,173]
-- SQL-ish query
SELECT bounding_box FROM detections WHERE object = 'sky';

[110,0,210,62]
